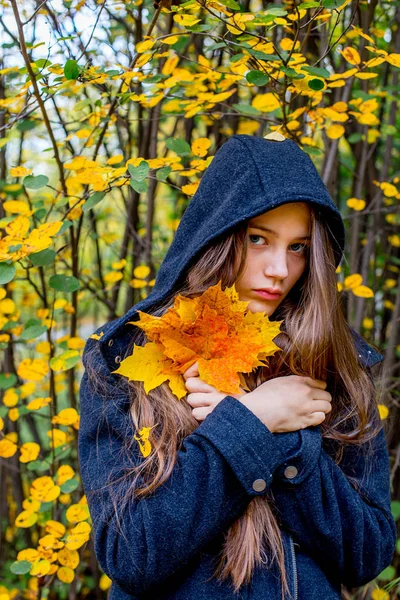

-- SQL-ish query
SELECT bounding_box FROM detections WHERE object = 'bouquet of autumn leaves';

[112,281,283,456]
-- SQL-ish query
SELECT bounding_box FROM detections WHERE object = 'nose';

[263,249,289,280]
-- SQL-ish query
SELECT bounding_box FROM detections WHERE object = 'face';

[234,202,311,315]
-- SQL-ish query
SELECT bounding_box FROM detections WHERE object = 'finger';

[191,406,212,422]
[303,376,327,389]
[183,361,199,380]
[309,400,332,414]
[186,393,213,407]
[185,377,217,394]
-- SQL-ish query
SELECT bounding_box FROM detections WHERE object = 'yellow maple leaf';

[113,281,282,399]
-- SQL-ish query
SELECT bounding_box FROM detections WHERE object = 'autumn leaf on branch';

[112,280,283,400]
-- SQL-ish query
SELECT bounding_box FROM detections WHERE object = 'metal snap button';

[115,355,121,363]
[108,339,114,347]
[284,466,298,479]
[252,479,267,492]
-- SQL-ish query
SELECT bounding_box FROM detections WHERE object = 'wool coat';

[78,134,396,600]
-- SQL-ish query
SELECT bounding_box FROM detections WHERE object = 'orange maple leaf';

[112,281,283,400]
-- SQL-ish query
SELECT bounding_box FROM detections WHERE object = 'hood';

[90,134,383,369]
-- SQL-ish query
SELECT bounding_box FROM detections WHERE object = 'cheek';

[289,258,308,284]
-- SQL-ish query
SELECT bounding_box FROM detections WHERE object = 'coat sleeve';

[78,340,320,596]
[270,380,396,589]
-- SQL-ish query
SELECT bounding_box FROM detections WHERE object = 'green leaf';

[0,262,16,284]
[247,49,281,61]
[377,565,396,581]
[27,460,50,472]
[347,133,363,144]
[230,53,247,63]
[60,478,80,493]
[128,161,149,181]
[39,501,53,513]
[10,560,32,575]
[303,146,323,157]
[322,0,342,8]
[30,249,56,267]
[49,274,80,293]
[206,42,227,51]
[0,373,18,390]
[64,59,80,80]
[246,70,269,86]
[35,58,51,69]
[218,0,241,8]
[23,174,49,189]
[82,192,106,213]
[165,137,192,156]
[16,119,37,132]
[302,66,330,78]
[129,179,148,194]
[58,220,73,235]
[156,166,171,182]
[391,500,400,520]
[50,350,81,371]
[281,66,304,79]
[298,1,320,7]
[232,103,261,116]
[74,99,91,111]
[307,78,325,90]
[20,325,48,341]
[265,6,287,14]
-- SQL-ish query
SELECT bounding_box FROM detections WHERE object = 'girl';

[78,134,396,600]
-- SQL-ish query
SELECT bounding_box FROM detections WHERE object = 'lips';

[254,289,283,300]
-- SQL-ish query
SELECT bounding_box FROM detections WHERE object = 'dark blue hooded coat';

[78,134,395,600]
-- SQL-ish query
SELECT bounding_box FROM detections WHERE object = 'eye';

[290,242,310,253]
[249,234,310,253]
[248,234,265,245]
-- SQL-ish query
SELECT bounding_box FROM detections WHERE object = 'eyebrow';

[248,222,311,241]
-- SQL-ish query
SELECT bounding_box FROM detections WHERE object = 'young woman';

[78,134,396,600]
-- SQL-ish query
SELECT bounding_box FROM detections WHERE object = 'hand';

[238,375,332,433]
[183,361,247,422]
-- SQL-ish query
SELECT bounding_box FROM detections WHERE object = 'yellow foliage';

[191,137,211,157]
[65,504,90,523]
[57,547,80,568]
[39,534,65,550]
[15,510,38,528]
[347,198,366,211]
[3,389,18,407]
[65,521,91,550]
[0,438,18,458]
[46,520,66,538]
[17,359,49,381]
[26,397,52,411]
[326,124,344,139]
[343,274,363,289]
[10,166,32,177]
[19,442,40,463]
[17,548,40,562]
[30,476,60,502]
[341,47,361,65]
[252,93,280,113]
[30,560,51,577]
[99,573,113,590]
[56,465,75,485]
[52,408,79,426]
[47,429,70,449]
[134,426,155,458]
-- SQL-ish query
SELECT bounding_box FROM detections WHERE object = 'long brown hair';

[84,204,382,599]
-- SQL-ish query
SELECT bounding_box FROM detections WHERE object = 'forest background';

[0,0,400,598]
